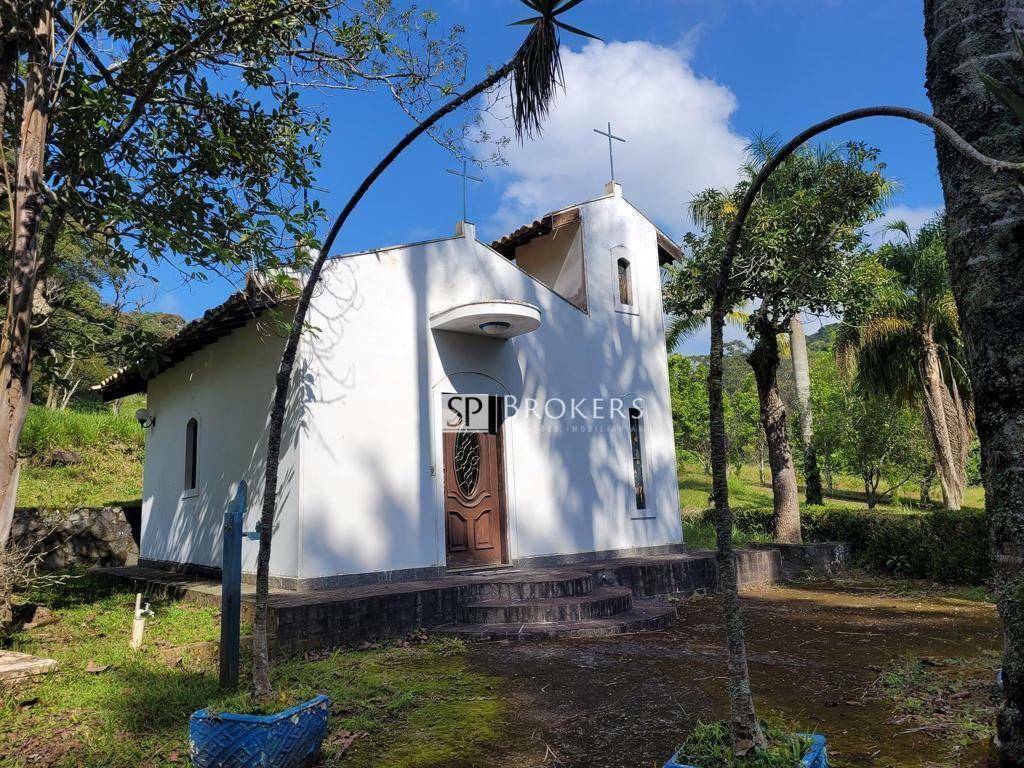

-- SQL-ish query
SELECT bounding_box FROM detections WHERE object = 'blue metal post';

[220,480,246,689]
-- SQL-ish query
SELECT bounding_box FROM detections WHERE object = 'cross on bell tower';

[446,160,483,222]
[593,122,626,182]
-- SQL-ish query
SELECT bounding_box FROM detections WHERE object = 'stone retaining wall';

[11,506,141,570]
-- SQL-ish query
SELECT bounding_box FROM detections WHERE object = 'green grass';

[677,463,986,516]
[877,653,999,753]
[16,406,144,509]
[673,720,812,768]
[0,577,504,767]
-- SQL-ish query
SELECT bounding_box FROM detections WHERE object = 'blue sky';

[148,0,943,355]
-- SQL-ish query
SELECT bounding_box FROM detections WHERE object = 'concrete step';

[458,571,595,602]
[440,601,677,641]
[457,586,633,625]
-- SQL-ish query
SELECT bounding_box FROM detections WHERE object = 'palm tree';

[835,217,972,511]
[926,6,1024,760]
[788,314,823,505]
[250,0,599,697]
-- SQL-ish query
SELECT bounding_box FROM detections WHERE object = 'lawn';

[0,576,504,768]
[677,462,986,516]
[15,406,144,509]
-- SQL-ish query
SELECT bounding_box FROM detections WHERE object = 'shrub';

[699,504,990,585]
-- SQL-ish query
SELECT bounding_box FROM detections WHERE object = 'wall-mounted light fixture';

[135,408,155,429]
[478,321,512,336]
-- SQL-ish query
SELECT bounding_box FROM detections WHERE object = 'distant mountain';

[805,322,838,353]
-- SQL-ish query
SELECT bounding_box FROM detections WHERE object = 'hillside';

[805,321,838,352]
[16,405,144,509]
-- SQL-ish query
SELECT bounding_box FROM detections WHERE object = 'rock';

[23,606,59,630]
[49,449,82,466]
[159,641,219,668]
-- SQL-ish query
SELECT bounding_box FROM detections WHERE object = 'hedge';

[699,505,990,585]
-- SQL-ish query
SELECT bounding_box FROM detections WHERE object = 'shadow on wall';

[295,207,679,576]
[140,322,304,577]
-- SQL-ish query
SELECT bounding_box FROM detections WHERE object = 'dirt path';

[468,577,1000,768]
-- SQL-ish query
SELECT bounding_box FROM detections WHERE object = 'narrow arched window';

[628,407,646,510]
[184,418,198,491]
[617,257,633,307]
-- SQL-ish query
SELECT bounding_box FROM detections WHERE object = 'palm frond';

[665,313,707,350]
[509,0,599,139]
[850,316,919,403]
[833,322,861,377]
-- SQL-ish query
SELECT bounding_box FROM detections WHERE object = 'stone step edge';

[459,586,632,609]
[438,603,676,641]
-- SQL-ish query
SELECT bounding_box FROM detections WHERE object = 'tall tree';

[667,140,890,544]
[788,314,823,504]
[925,4,1024,762]
[694,103,1022,768]
[249,0,599,698]
[0,0,466,549]
[835,217,973,511]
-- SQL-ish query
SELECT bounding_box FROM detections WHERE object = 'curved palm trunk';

[705,104,1021,756]
[709,309,767,756]
[789,314,823,505]
[925,3,1024,762]
[250,60,516,697]
[748,325,802,544]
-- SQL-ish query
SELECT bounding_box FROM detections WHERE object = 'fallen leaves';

[325,728,367,756]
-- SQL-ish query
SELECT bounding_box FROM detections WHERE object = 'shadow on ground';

[468,577,1000,768]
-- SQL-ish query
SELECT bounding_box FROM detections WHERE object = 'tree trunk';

[0,7,49,551]
[708,308,767,756]
[789,314,823,505]
[918,328,966,510]
[748,326,802,544]
[925,3,1024,763]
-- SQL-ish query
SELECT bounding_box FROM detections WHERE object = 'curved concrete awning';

[430,300,541,339]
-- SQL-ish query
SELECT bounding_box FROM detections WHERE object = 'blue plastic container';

[189,694,330,768]
[664,733,828,768]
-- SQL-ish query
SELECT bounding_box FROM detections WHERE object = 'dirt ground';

[469,576,1001,768]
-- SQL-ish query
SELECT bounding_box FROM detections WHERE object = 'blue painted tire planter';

[189,695,330,768]
[664,733,828,768]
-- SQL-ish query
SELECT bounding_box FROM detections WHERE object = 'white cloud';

[870,204,943,246]
[478,40,746,239]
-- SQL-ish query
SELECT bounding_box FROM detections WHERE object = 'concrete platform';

[93,544,848,653]
[0,650,58,681]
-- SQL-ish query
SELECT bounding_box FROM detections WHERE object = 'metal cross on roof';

[446,160,483,222]
[593,122,626,182]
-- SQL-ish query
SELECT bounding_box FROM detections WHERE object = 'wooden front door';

[443,397,506,568]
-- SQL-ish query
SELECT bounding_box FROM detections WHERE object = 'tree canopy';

[9,0,467,282]
[664,139,891,334]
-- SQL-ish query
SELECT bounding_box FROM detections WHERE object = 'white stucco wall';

[139,316,303,580]
[297,187,682,580]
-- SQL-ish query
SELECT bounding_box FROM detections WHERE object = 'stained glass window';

[185,418,198,491]
[454,430,481,497]
[629,408,646,510]
[617,258,632,306]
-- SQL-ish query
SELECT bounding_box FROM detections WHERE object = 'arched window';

[628,407,646,510]
[184,418,198,491]
[617,257,633,307]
